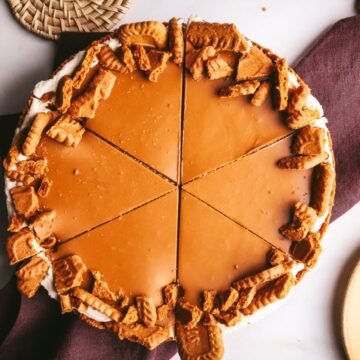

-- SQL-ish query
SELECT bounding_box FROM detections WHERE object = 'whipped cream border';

[3,25,334,325]
[4,34,124,323]
[32,35,121,99]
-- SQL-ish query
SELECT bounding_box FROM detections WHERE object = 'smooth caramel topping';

[86,63,182,182]
[184,136,313,251]
[178,193,271,305]
[53,191,178,305]
[182,76,290,182]
[36,131,174,242]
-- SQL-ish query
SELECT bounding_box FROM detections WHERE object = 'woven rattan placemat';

[7,0,132,40]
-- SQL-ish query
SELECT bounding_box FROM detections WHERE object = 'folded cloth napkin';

[0,16,360,359]
[295,16,360,220]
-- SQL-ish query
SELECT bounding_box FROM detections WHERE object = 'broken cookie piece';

[286,109,321,129]
[69,69,116,119]
[6,228,41,265]
[53,255,87,294]
[213,308,242,327]
[146,50,172,82]
[279,201,318,241]
[219,287,239,312]
[206,56,233,80]
[273,58,289,111]
[133,45,151,71]
[219,80,260,98]
[37,176,52,198]
[311,162,335,216]
[136,295,157,327]
[236,46,274,81]
[6,158,48,185]
[290,231,322,268]
[251,81,271,107]
[91,270,117,305]
[118,323,173,350]
[46,114,85,147]
[292,126,326,156]
[122,305,139,325]
[56,75,74,113]
[98,45,128,73]
[176,299,203,329]
[267,248,290,266]
[242,273,295,315]
[163,283,179,308]
[72,45,101,90]
[277,153,328,170]
[10,185,39,218]
[168,17,184,65]
[188,46,216,80]
[119,46,137,72]
[187,21,248,52]
[202,289,217,313]
[59,293,73,314]
[233,262,292,290]
[72,287,121,322]
[28,209,56,241]
[7,215,25,233]
[236,287,256,310]
[287,84,310,113]
[16,255,50,297]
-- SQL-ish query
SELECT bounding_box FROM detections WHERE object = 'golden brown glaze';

[181,75,291,182]
[37,131,174,242]
[178,192,271,305]
[183,136,312,251]
[86,63,182,182]
[54,190,178,305]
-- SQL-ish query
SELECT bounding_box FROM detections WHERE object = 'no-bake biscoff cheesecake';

[3,18,335,359]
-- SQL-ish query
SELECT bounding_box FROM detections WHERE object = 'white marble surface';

[0,0,359,359]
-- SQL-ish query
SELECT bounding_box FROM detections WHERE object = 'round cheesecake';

[3,18,335,359]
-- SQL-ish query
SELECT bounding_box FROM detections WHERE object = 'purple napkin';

[0,16,360,359]
[295,16,360,220]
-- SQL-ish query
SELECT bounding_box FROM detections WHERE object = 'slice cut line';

[178,191,272,305]
[53,190,179,305]
[183,135,313,252]
[37,131,175,242]
[86,62,183,183]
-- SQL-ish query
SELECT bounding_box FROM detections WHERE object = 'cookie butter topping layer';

[3,18,335,358]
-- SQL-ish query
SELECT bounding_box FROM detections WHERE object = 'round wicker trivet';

[7,0,132,40]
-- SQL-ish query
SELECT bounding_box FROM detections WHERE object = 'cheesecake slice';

[37,131,174,242]
[184,136,312,251]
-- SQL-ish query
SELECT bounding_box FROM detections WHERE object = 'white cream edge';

[3,30,332,325]
[4,34,122,219]
[33,51,86,98]
[4,35,121,323]
[38,253,113,322]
